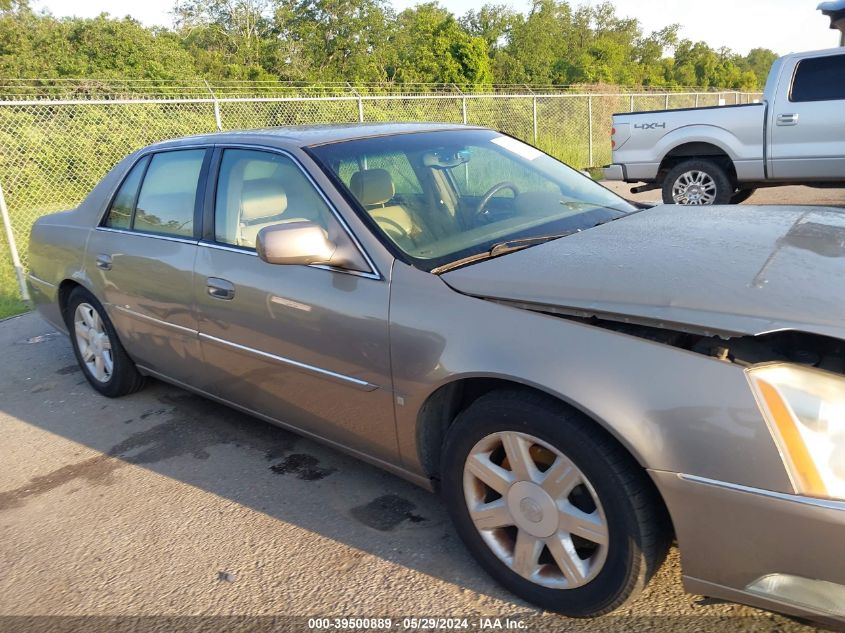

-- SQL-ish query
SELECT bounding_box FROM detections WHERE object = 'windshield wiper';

[430,213,641,275]
[489,232,581,256]
[431,231,579,274]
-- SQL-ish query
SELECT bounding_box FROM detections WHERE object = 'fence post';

[587,95,594,168]
[695,93,700,108]
[629,94,635,112]
[346,83,364,122]
[453,84,467,124]
[665,94,670,110]
[0,180,29,303]
[204,80,222,131]
[532,96,538,145]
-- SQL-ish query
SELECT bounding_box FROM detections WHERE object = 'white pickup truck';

[603,47,845,205]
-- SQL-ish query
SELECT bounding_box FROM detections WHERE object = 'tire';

[730,188,756,204]
[66,287,146,397]
[440,390,670,617]
[662,159,733,205]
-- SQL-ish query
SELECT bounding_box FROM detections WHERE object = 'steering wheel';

[376,216,419,249]
[474,182,521,219]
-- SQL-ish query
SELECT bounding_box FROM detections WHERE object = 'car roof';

[148,122,486,152]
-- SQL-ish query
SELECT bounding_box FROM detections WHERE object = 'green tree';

[742,48,779,87]
[271,0,394,82]
[391,3,491,85]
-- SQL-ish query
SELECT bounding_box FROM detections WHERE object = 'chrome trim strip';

[196,241,380,280]
[198,332,378,392]
[210,143,383,280]
[96,227,199,245]
[111,305,198,336]
[679,474,845,511]
[26,273,56,288]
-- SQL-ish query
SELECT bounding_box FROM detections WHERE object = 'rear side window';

[134,150,205,237]
[791,55,845,102]
[104,157,148,229]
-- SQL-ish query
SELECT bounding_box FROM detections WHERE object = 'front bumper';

[602,164,625,181]
[651,470,845,625]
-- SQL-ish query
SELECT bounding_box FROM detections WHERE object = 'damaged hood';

[442,204,845,340]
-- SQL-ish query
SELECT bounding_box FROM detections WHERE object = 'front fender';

[390,263,791,495]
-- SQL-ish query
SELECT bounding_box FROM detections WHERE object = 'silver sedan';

[27,124,845,625]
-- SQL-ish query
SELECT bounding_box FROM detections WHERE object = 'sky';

[38,0,843,55]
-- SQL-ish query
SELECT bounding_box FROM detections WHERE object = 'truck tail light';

[611,123,631,151]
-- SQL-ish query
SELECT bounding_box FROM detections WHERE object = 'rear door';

[192,146,397,461]
[85,147,210,384]
[769,52,845,180]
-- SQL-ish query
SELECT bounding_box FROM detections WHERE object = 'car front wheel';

[66,287,146,397]
[440,390,670,617]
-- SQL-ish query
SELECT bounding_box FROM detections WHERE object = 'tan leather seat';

[237,178,289,247]
[350,169,420,249]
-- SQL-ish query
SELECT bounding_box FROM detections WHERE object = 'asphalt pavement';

[0,311,820,632]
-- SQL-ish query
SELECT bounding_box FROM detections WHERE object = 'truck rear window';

[790,55,845,102]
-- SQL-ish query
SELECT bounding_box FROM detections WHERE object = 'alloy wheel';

[671,170,718,205]
[73,302,114,383]
[462,431,609,589]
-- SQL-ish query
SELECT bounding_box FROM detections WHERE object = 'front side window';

[214,149,335,249]
[309,129,635,271]
[791,55,845,102]
[134,150,205,238]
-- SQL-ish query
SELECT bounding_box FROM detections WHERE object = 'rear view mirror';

[256,221,338,266]
[422,148,471,169]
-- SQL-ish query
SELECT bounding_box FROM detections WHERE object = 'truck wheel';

[440,390,670,617]
[662,160,733,206]
[730,188,756,204]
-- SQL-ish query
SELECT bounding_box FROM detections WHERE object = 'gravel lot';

[602,182,845,208]
[4,187,842,631]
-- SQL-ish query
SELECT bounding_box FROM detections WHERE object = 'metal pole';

[453,85,467,124]
[0,180,29,303]
[204,80,222,131]
[695,93,700,108]
[532,97,538,145]
[587,96,594,168]
[347,83,364,122]
[665,94,670,110]
[630,94,635,112]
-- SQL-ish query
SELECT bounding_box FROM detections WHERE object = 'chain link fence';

[0,87,761,309]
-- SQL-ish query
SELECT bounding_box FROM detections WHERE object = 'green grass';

[0,260,29,320]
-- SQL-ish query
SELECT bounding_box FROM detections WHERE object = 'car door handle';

[95,254,113,270]
[776,113,799,126]
[207,277,235,300]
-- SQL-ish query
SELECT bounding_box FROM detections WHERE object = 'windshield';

[308,129,637,272]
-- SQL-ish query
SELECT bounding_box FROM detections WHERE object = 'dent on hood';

[490,297,845,378]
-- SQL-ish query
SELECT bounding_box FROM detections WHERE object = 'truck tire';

[730,188,756,204]
[662,160,733,206]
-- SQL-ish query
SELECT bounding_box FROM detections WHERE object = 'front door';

[769,53,845,180]
[192,147,397,461]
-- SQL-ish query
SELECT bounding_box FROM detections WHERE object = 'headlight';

[747,364,845,501]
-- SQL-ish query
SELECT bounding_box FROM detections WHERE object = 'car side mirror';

[257,221,338,266]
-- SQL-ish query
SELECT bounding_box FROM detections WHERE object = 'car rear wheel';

[662,160,733,206]
[440,390,670,617]
[66,287,146,397]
